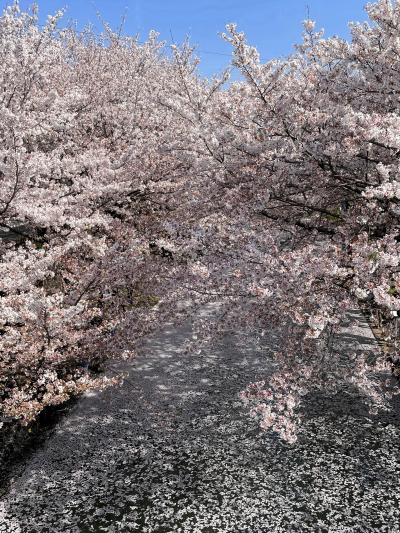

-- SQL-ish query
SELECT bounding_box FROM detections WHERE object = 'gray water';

[0,311,399,532]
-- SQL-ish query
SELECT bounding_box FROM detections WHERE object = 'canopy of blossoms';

[1,0,400,443]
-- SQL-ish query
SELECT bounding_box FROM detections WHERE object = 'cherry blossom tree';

[2,0,400,445]
[0,2,209,424]
[176,0,400,442]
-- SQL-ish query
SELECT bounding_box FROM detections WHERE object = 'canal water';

[0,312,399,532]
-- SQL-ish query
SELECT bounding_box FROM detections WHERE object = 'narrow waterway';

[0,311,399,532]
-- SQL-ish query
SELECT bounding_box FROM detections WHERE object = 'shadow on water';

[0,399,77,497]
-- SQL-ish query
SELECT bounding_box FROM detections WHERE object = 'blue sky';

[3,1,370,76]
